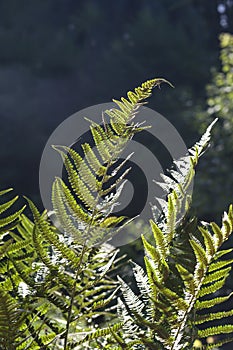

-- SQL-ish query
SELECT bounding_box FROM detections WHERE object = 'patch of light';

[218,3,226,14]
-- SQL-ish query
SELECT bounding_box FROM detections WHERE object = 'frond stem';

[170,269,207,350]
[63,242,87,350]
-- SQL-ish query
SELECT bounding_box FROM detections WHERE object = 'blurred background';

[0,0,233,348]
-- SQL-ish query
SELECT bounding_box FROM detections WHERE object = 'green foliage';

[194,33,233,221]
[0,206,122,349]
[0,78,233,349]
[0,188,26,232]
[51,78,169,247]
[114,120,233,349]
[206,33,233,132]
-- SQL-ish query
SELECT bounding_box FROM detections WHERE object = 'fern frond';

[0,289,24,350]
[118,276,145,316]
[141,235,161,266]
[195,292,233,310]
[208,258,233,273]
[0,188,26,231]
[107,78,170,136]
[0,195,19,215]
[74,322,123,346]
[195,309,233,325]
[205,337,233,349]
[198,276,228,298]
[189,237,208,267]
[198,226,216,257]
[176,264,195,295]
[115,116,233,350]
[152,119,217,234]
[131,261,151,302]
[214,248,233,259]
[25,197,81,267]
[198,324,233,338]
[189,206,233,346]
[202,266,232,285]
[150,219,168,258]
[50,78,169,247]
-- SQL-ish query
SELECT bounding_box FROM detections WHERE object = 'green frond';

[0,195,19,215]
[10,258,35,287]
[106,78,169,135]
[75,322,123,346]
[197,276,228,298]
[1,79,232,350]
[144,255,162,296]
[205,337,233,349]
[25,197,80,266]
[159,285,189,312]
[195,292,233,310]
[142,234,161,262]
[61,144,104,191]
[211,222,224,247]
[189,237,208,267]
[0,188,13,196]
[108,330,128,348]
[176,264,195,295]
[214,248,233,259]
[81,142,106,176]
[49,78,169,250]
[208,258,233,273]
[99,215,126,228]
[203,266,232,285]
[198,226,216,257]
[92,287,120,310]
[131,310,172,340]
[0,209,25,230]
[0,239,13,258]
[221,209,233,240]
[54,177,91,223]
[17,213,34,238]
[32,226,74,289]
[24,318,51,349]
[166,192,177,241]
[53,145,97,210]
[150,219,168,258]
[0,289,23,350]
[198,324,233,338]
[52,178,87,241]
[195,309,233,325]
[99,167,130,197]
[0,189,26,236]
[90,125,116,163]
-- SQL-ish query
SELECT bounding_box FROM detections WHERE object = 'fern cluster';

[0,78,233,349]
[0,193,123,349]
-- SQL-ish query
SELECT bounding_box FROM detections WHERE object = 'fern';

[116,120,233,349]
[0,78,233,349]
[0,289,26,350]
[0,211,123,349]
[0,188,25,232]
[51,78,170,247]
[0,195,124,349]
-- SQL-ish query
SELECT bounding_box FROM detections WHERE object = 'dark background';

[0,1,233,347]
[0,0,231,213]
